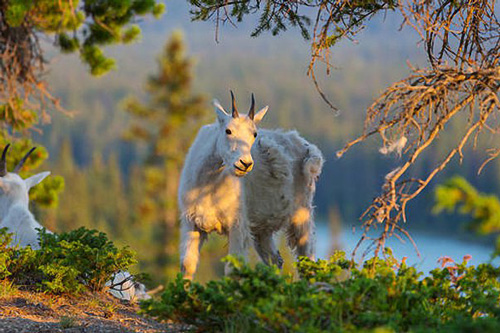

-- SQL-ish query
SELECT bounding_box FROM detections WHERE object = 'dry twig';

[338,65,500,260]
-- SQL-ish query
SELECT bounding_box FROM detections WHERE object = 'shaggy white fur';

[0,170,51,250]
[178,93,324,279]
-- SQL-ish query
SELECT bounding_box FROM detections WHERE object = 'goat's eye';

[225,129,232,135]
[253,132,257,138]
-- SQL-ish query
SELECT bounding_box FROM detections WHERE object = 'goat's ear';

[24,171,50,189]
[213,99,229,124]
[253,106,268,125]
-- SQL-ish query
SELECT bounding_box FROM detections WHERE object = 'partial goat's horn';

[0,144,10,177]
[230,90,239,118]
[14,147,36,173]
[248,93,255,120]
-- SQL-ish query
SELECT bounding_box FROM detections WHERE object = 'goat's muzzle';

[233,159,253,177]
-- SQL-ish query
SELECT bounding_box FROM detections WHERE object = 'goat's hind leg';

[180,220,207,280]
[253,231,283,269]
[287,206,316,260]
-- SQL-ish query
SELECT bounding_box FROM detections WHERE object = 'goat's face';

[0,144,50,210]
[214,92,268,177]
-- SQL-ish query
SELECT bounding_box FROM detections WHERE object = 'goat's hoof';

[274,251,284,269]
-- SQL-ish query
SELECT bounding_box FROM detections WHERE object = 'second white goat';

[0,144,148,301]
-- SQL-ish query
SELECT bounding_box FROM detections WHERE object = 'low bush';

[141,252,500,332]
[0,227,136,294]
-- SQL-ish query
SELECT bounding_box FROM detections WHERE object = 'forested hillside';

[32,2,500,282]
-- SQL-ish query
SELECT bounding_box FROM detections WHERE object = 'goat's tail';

[303,144,324,186]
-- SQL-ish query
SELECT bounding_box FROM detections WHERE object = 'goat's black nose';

[240,159,253,170]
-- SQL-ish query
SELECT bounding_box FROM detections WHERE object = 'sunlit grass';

[0,280,18,298]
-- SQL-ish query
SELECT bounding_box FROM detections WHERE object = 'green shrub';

[141,252,500,332]
[434,176,500,256]
[0,227,136,294]
[0,228,15,279]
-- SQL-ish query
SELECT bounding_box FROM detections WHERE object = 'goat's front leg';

[180,221,206,280]
[253,232,283,269]
[225,221,249,275]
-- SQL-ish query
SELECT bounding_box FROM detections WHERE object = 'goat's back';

[244,129,323,232]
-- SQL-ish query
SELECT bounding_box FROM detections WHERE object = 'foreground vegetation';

[3,226,500,332]
[138,178,500,332]
[0,227,170,331]
[141,253,500,332]
[0,227,136,294]
[1,178,499,332]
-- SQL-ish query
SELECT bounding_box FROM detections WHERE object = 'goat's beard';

[233,168,248,177]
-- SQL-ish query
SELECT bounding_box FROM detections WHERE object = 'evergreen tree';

[41,139,91,232]
[107,153,129,238]
[0,0,165,210]
[123,31,208,280]
[41,140,131,236]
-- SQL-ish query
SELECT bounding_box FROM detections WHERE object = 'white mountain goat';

[178,92,324,279]
[0,144,50,249]
[0,144,149,301]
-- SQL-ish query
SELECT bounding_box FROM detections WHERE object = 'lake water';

[315,222,498,273]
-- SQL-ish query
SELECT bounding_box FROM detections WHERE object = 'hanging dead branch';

[400,0,500,68]
[337,65,500,259]
[336,1,500,260]
[189,0,397,113]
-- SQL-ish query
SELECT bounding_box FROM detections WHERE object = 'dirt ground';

[0,289,189,333]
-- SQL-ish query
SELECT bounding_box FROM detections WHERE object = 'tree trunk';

[162,161,180,278]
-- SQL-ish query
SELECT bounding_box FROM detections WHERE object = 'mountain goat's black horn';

[14,147,36,173]
[249,93,255,120]
[230,90,239,118]
[0,143,10,177]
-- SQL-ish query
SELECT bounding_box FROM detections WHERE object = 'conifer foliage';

[123,32,208,280]
[434,176,500,256]
[0,0,164,208]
